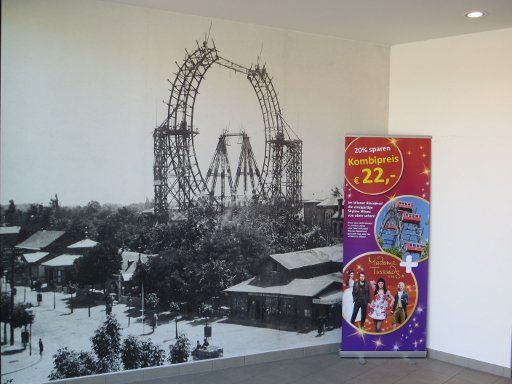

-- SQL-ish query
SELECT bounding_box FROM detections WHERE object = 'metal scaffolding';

[153,39,302,220]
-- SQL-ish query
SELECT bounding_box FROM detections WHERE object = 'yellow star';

[422,153,426,158]
[407,150,412,156]
[421,167,430,176]
[373,338,384,350]
[389,138,398,146]
[350,326,367,343]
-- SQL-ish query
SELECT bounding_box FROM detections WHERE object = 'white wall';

[389,28,512,368]
[1,0,389,206]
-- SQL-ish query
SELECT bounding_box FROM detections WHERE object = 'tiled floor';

[134,354,511,384]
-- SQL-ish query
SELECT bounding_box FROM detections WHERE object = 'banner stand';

[341,134,431,358]
[339,351,427,358]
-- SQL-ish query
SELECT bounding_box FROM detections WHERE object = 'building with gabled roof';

[120,250,155,282]
[67,238,98,250]
[224,245,343,331]
[41,254,81,285]
[0,226,21,235]
[15,230,70,252]
[21,251,54,281]
[65,238,99,259]
[303,196,343,243]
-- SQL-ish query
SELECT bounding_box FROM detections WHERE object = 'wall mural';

[0,37,343,383]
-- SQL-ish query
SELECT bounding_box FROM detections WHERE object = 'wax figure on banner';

[342,270,361,323]
[350,271,371,328]
[368,277,394,333]
[391,281,409,326]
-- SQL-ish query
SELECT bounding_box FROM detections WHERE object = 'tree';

[74,242,122,287]
[4,200,20,226]
[48,348,97,380]
[0,293,11,344]
[169,333,190,364]
[9,303,34,329]
[145,293,159,311]
[121,336,165,370]
[331,186,342,197]
[91,315,122,373]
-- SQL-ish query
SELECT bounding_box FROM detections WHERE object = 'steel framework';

[205,131,266,206]
[153,40,302,220]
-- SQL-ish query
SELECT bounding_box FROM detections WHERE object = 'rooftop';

[67,238,99,249]
[15,230,66,251]
[225,272,342,297]
[317,196,341,207]
[270,245,342,270]
[120,250,156,281]
[0,226,21,235]
[22,252,50,264]
[41,254,81,267]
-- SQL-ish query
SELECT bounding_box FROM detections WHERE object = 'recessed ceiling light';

[466,11,486,18]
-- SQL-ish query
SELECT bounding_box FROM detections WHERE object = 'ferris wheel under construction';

[153,39,302,221]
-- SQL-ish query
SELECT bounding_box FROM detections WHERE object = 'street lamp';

[25,308,34,356]
[137,246,145,334]
[68,284,75,314]
[88,284,93,318]
[127,296,132,327]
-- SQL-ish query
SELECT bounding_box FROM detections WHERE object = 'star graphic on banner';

[420,167,430,176]
[393,344,400,351]
[407,150,412,156]
[349,327,366,343]
[388,138,398,146]
[373,338,384,350]
[385,193,398,204]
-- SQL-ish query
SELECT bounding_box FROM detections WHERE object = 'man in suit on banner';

[391,281,409,326]
[351,271,371,328]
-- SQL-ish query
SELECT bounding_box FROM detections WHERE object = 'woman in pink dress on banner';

[368,277,394,333]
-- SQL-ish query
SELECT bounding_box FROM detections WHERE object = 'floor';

[135,354,511,384]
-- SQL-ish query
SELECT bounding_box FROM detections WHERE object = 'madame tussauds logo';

[368,255,403,279]
[347,155,400,167]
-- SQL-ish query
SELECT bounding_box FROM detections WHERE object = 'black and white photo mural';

[1,1,389,382]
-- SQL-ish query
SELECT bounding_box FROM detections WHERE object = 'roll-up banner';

[341,135,431,357]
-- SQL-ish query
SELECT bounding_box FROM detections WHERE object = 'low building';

[302,199,322,227]
[105,250,155,297]
[0,226,22,247]
[15,230,76,283]
[21,252,54,281]
[303,197,344,243]
[66,238,98,254]
[316,196,343,243]
[41,254,81,285]
[15,230,72,253]
[225,245,343,332]
[0,226,22,274]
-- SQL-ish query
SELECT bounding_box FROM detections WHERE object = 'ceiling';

[108,0,512,45]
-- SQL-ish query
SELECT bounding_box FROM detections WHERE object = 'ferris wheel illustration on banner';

[377,197,429,261]
[152,38,302,220]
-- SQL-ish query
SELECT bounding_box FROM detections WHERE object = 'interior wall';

[1,0,389,206]
[389,28,512,368]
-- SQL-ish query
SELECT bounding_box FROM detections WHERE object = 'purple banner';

[342,135,431,354]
